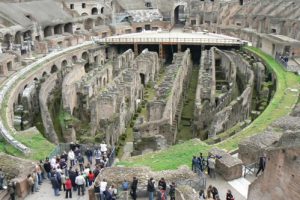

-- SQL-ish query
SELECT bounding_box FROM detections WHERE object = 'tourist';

[147,177,155,200]
[32,169,39,192]
[93,165,100,179]
[43,157,52,179]
[27,174,34,194]
[39,160,46,180]
[211,186,219,200]
[100,143,107,154]
[198,153,205,172]
[94,181,101,200]
[256,153,266,177]
[169,182,176,200]
[50,156,57,169]
[85,148,93,165]
[60,158,68,176]
[208,156,216,178]
[158,177,167,199]
[65,177,72,198]
[226,189,234,200]
[50,173,60,196]
[61,172,66,191]
[199,189,206,200]
[131,176,138,200]
[100,178,108,200]
[68,150,75,167]
[94,148,102,165]
[75,172,85,196]
[103,188,113,200]
[122,179,129,191]
[77,153,85,172]
[74,147,81,163]
[88,170,95,186]
[207,185,212,199]
[0,168,4,190]
[192,156,198,172]
[35,163,43,185]
[108,184,118,200]
[68,167,77,191]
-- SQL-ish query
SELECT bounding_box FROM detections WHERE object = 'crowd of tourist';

[192,153,236,200]
[25,143,112,199]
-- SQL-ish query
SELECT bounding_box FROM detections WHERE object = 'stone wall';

[133,49,192,155]
[0,153,35,199]
[38,73,59,144]
[248,131,300,200]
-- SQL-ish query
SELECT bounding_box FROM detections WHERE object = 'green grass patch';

[14,130,55,161]
[117,139,209,170]
[118,47,300,171]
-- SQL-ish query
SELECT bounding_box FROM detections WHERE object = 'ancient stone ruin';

[0,0,299,199]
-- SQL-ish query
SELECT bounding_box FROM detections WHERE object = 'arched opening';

[7,61,12,71]
[18,93,22,104]
[15,31,22,44]
[99,77,102,87]
[103,77,106,86]
[84,18,94,30]
[51,65,58,73]
[174,5,186,25]
[64,23,73,34]
[91,7,98,15]
[72,55,78,64]
[33,77,39,83]
[240,0,243,5]
[81,12,88,16]
[44,26,52,37]
[95,17,103,26]
[23,30,32,40]
[81,52,89,61]
[106,69,109,83]
[54,24,63,35]
[101,7,104,14]
[61,60,68,69]
[140,73,145,85]
[3,34,12,49]
[42,71,48,77]
[84,63,89,73]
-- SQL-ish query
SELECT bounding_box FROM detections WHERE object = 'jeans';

[149,192,154,200]
[47,172,51,179]
[65,189,72,198]
[88,156,93,164]
[0,177,3,189]
[37,173,42,185]
[54,188,60,196]
[77,184,84,196]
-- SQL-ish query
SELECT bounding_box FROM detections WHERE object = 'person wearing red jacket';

[88,171,95,186]
[65,177,72,198]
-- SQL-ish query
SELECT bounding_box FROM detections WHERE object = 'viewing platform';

[95,31,243,46]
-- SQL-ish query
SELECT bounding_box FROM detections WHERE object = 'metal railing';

[96,37,242,45]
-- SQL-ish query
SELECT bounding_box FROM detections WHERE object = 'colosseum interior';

[0,0,299,199]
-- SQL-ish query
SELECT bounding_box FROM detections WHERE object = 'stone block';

[209,147,243,181]
[238,131,282,165]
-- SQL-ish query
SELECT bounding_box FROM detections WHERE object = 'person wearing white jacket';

[68,150,75,167]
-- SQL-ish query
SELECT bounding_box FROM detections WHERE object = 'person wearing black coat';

[43,158,52,179]
[131,177,138,200]
[147,177,155,200]
[68,168,77,191]
[50,174,60,196]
